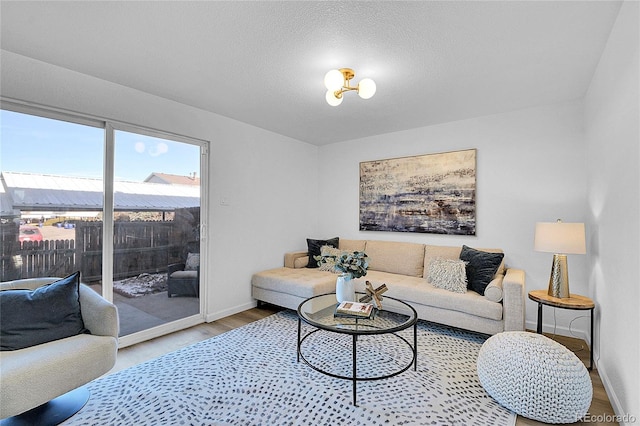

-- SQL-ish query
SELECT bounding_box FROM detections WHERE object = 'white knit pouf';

[477,331,592,424]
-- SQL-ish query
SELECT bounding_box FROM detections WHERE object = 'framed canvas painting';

[359,149,476,235]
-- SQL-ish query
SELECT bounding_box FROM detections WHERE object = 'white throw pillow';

[427,258,467,294]
[316,245,344,273]
[185,252,200,271]
[483,275,504,302]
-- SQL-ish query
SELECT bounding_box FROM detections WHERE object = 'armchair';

[167,252,200,298]
[0,277,119,423]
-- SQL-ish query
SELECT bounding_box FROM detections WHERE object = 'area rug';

[64,311,515,425]
[112,273,167,298]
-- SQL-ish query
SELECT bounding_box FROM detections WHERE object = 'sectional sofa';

[251,239,525,335]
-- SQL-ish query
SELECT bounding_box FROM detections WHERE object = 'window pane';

[113,130,201,336]
[0,109,103,282]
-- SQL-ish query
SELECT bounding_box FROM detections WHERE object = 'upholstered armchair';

[167,252,200,297]
[0,275,119,423]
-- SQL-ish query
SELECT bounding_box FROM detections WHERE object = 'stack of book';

[334,301,375,319]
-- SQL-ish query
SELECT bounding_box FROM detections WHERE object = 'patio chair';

[167,252,199,297]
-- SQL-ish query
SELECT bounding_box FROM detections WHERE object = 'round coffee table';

[297,292,418,406]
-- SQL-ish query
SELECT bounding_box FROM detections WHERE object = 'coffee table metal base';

[297,318,417,406]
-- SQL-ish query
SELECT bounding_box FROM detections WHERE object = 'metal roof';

[145,172,200,186]
[1,172,200,213]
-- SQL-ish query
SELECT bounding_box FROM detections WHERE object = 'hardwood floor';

[516,332,616,426]
[110,305,282,374]
[108,307,616,425]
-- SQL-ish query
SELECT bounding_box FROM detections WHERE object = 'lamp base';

[547,254,570,298]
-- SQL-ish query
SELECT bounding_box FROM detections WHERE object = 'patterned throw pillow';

[427,258,468,294]
[315,245,343,273]
[185,252,200,271]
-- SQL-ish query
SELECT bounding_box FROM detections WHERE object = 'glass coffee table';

[297,292,418,406]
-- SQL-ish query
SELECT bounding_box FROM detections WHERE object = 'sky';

[0,109,201,182]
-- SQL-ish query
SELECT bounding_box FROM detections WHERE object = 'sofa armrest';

[168,263,186,275]
[284,251,309,268]
[79,284,119,338]
[502,268,526,331]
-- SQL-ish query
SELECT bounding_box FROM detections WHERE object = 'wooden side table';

[528,289,595,370]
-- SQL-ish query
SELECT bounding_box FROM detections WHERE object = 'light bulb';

[324,69,344,91]
[357,78,376,99]
[326,90,343,106]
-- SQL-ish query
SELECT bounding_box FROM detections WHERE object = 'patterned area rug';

[64,311,515,425]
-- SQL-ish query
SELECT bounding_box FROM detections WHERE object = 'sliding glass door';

[112,128,202,337]
[1,106,207,346]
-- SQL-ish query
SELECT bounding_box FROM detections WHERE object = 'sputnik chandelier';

[324,68,376,106]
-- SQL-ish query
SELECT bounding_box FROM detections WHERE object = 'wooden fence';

[1,220,196,283]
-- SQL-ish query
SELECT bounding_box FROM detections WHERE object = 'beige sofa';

[252,239,525,335]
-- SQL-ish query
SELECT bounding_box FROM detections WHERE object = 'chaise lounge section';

[252,239,525,335]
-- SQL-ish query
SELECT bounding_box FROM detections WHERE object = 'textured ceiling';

[0,1,623,145]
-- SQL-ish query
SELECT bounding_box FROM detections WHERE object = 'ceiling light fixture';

[324,68,376,106]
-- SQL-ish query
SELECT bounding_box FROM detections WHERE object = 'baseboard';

[595,362,636,425]
[525,319,590,346]
[205,301,257,323]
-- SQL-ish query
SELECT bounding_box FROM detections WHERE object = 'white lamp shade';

[324,69,344,91]
[534,222,586,254]
[325,90,343,106]
[357,78,376,99]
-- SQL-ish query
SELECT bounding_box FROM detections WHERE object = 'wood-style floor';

[110,306,616,425]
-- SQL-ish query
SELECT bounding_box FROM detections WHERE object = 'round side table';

[528,289,595,370]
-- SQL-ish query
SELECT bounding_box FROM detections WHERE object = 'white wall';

[318,100,591,336]
[0,50,319,320]
[585,1,639,422]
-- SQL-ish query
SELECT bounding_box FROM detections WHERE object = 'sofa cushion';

[460,245,505,295]
[170,270,198,279]
[306,237,339,268]
[424,245,463,276]
[427,258,468,294]
[425,245,506,278]
[365,240,425,277]
[0,272,87,351]
[339,239,366,252]
[354,270,503,321]
[252,267,338,299]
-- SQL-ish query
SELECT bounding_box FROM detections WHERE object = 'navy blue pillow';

[0,272,88,351]
[306,237,339,268]
[459,245,504,295]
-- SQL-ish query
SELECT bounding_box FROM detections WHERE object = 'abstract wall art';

[359,149,476,235]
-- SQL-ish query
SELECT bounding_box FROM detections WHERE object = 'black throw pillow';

[0,271,88,351]
[459,245,504,295]
[306,237,339,268]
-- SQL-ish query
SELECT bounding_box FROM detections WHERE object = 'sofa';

[251,239,525,335]
[0,276,119,419]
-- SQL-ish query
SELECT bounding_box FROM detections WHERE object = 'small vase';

[336,273,355,303]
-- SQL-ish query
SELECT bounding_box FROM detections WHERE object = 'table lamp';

[534,220,586,298]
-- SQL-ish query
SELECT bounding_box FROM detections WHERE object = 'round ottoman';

[477,331,592,424]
